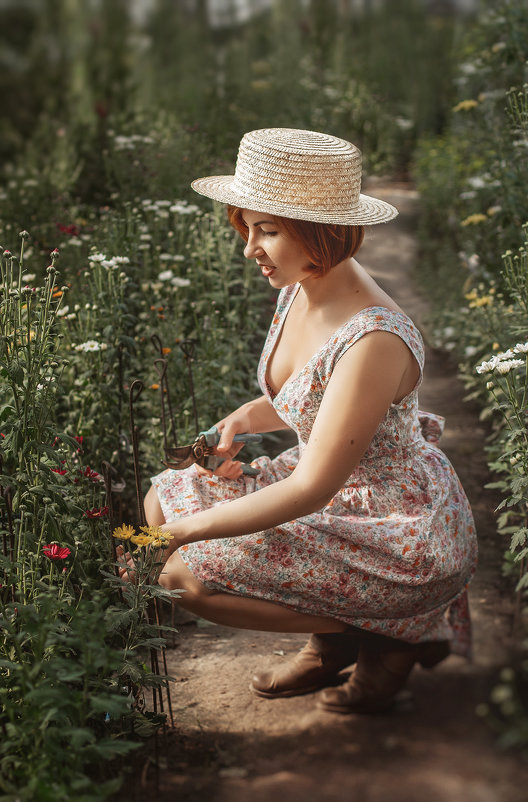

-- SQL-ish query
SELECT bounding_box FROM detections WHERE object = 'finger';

[217,421,239,453]
[215,460,243,479]
[194,463,213,477]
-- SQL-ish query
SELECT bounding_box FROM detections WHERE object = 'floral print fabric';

[152,284,477,656]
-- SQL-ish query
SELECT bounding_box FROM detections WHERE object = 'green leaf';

[510,528,528,551]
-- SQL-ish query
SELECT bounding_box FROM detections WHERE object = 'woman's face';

[241,209,313,289]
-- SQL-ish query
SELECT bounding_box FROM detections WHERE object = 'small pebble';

[218,767,248,779]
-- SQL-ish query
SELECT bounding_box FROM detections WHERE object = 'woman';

[126,128,477,714]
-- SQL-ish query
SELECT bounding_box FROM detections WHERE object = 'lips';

[258,262,275,277]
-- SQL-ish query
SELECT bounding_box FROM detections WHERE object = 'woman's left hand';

[116,544,138,583]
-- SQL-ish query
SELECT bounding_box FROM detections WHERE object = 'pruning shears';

[163,426,262,476]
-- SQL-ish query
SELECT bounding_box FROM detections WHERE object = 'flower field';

[414,1,528,746]
[1,0,527,797]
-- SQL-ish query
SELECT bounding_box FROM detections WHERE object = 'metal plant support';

[179,337,199,434]
[151,334,178,449]
[126,380,174,731]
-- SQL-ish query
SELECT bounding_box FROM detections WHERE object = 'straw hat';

[191,128,398,226]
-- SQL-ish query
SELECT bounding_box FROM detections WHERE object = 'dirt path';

[131,186,527,802]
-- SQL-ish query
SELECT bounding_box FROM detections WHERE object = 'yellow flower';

[139,525,174,549]
[139,524,163,538]
[461,213,487,226]
[469,295,493,308]
[113,524,135,540]
[453,99,479,112]
[251,59,271,75]
[130,533,154,547]
[150,537,172,549]
[250,79,271,92]
[464,289,478,301]
[492,342,500,350]
[487,206,501,216]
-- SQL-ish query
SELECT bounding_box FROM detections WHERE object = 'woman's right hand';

[194,395,287,479]
[194,405,254,480]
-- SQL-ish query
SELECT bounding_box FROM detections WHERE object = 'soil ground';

[123,185,528,802]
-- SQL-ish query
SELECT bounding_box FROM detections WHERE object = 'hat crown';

[231,128,362,214]
[191,127,398,226]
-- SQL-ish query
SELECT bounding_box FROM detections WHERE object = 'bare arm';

[162,332,416,548]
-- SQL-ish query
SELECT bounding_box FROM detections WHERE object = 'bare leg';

[145,485,166,526]
[147,484,345,633]
[159,550,346,634]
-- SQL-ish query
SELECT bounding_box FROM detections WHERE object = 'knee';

[158,552,212,607]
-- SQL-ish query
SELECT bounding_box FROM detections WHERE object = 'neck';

[297,258,359,310]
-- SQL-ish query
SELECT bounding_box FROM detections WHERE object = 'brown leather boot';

[317,639,450,714]
[250,633,360,699]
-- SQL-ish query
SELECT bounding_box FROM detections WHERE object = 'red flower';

[80,466,102,482]
[56,223,81,237]
[52,468,68,475]
[94,100,108,119]
[43,544,71,561]
[84,506,109,518]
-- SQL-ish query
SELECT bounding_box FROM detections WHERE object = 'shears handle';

[200,426,263,446]
[200,426,262,476]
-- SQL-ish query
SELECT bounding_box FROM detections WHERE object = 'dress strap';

[337,306,425,376]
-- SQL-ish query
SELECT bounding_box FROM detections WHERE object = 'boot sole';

[250,681,327,699]
[316,688,413,715]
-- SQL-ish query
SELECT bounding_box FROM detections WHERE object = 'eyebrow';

[243,216,276,227]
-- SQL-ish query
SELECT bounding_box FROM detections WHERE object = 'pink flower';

[43,544,71,561]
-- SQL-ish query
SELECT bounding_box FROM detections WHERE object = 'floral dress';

[151,284,477,657]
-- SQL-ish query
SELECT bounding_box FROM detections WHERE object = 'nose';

[243,231,264,260]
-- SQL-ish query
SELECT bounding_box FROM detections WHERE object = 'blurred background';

[0,0,485,198]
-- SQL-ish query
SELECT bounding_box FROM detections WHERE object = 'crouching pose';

[122,128,477,714]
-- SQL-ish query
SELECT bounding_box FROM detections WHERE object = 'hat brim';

[191,175,398,225]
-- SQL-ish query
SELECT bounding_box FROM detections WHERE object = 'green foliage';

[0,240,179,799]
[415,0,528,748]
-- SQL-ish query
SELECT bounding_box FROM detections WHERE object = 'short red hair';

[227,206,364,277]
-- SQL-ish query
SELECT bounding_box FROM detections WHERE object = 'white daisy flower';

[476,356,501,374]
[494,359,524,375]
[158,269,174,281]
[513,342,528,354]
